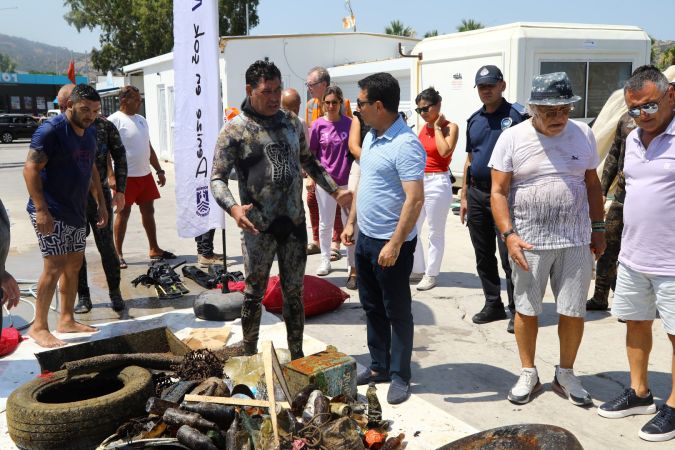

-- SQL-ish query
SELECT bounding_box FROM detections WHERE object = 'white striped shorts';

[510,245,593,317]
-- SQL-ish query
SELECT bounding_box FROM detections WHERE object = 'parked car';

[0,114,40,143]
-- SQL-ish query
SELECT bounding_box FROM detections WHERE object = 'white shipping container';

[409,22,650,182]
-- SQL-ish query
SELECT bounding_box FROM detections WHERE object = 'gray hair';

[308,66,330,85]
[624,65,669,94]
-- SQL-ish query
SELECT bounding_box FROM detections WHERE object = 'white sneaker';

[553,365,592,406]
[416,275,437,291]
[508,367,542,404]
[409,272,424,282]
[316,259,331,276]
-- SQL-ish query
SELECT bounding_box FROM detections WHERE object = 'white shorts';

[612,263,675,334]
[511,246,593,317]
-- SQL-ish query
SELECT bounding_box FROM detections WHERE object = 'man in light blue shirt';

[342,72,425,405]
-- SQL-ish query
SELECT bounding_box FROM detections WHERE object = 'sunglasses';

[415,103,437,114]
[627,90,668,118]
[305,80,322,88]
[356,98,375,109]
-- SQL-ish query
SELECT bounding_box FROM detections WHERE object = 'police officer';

[459,65,527,333]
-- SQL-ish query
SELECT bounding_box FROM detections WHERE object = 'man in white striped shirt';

[490,72,606,407]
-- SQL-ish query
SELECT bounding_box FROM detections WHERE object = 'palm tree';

[424,30,439,38]
[456,19,484,32]
[385,20,416,37]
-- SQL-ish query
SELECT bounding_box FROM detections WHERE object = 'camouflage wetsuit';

[77,117,128,301]
[211,99,338,359]
[590,112,636,306]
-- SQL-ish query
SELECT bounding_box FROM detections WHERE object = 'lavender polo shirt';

[620,115,675,275]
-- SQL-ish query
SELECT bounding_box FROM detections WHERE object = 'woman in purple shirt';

[309,85,353,277]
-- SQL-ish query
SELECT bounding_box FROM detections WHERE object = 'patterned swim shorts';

[29,211,86,256]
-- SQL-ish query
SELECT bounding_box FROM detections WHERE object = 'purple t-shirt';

[308,115,352,186]
[620,116,675,275]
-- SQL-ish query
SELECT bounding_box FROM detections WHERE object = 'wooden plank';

[269,344,293,401]
[262,341,280,444]
[183,394,290,409]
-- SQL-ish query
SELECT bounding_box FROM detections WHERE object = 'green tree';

[64,0,259,71]
[660,46,675,70]
[0,53,16,72]
[385,20,415,37]
[456,19,484,32]
[424,30,439,38]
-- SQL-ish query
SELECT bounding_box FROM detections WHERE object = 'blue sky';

[0,0,672,53]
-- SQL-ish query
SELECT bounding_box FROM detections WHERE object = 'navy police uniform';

[466,98,527,314]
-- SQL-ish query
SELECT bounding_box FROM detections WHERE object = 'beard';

[69,109,93,129]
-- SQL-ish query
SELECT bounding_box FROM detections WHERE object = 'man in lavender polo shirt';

[597,65,675,442]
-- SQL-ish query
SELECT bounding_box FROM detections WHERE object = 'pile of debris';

[99,345,405,450]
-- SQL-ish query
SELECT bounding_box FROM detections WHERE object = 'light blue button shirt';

[357,116,426,240]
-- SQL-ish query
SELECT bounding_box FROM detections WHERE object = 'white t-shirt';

[108,111,151,177]
[488,119,599,249]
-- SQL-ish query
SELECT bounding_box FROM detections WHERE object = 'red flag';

[67,59,76,84]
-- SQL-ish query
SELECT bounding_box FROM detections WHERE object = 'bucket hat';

[528,72,581,106]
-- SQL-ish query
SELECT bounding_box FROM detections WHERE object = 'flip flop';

[119,257,128,269]
[330,249,342,261]
[150,250,177,261]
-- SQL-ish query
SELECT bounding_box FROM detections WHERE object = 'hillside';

[0,33,95,78]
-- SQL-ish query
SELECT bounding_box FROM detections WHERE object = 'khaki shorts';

[612,263,675,334]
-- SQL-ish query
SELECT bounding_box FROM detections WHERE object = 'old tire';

[7,365,154,450]
[1,131,13,143]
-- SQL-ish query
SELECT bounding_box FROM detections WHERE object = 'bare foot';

[57,320,98,333]
[28,328,66,348]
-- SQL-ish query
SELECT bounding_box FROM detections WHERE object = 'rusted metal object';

[35,327,190,372]
[284,348,356,398]
[439,424,584,450]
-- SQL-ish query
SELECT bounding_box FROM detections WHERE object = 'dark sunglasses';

[415,103,437,114]
[356,98,375,109]
[627,90,668,118]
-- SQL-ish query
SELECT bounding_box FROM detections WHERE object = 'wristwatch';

[502,229,516,241]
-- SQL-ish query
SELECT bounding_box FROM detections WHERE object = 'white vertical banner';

[173,0,224,237]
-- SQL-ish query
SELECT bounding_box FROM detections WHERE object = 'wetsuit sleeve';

[105,120,128,193]
[210,123,240,214]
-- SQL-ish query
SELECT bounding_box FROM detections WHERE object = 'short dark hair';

[415,86,442,105]
[70,84,100,103]
[308,66,330,85]
[624,65,669,93]
[323,84,344,103]
[358,72,400,114]
[119,85,140,102]
[246,60,281,89]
